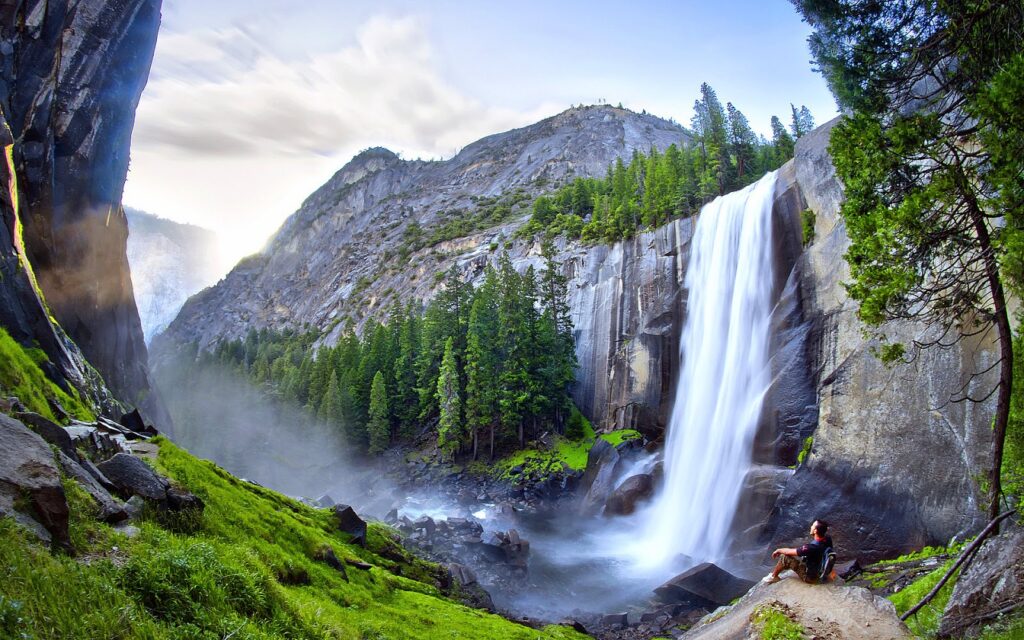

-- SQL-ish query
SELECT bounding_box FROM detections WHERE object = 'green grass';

[491,418,598,481]
[0,437,588,640]
[598,429,642,448]
[888,558,957,638]
[876,541,964,566]
[750,602,806,639]
[0,327,95,422]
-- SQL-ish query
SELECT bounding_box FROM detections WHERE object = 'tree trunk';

[966,198,1013,526]
[472,427,478,461]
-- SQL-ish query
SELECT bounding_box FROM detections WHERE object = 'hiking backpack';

[818,546,837,582]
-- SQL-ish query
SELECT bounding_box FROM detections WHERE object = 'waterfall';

[641,171,778,568]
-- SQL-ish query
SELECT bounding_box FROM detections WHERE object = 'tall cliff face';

[0,0,167,424]
[763,119,996,560]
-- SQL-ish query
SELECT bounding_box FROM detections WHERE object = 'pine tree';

[464,268,500,459]
[436,337,462,461]
[368,370,390,454]
[318,370,344,430]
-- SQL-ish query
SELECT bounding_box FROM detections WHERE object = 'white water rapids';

[637,170,778,569]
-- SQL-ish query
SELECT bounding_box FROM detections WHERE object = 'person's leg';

[767,555,806,582]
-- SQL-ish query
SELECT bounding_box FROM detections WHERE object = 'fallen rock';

[333,504,367,546]
[14,412,76,458]
[604,473,654,516]
[119,408,158,437]
[938,524,1024,638]
[97,453,168,501]
[600,612,629,629]
[656,562,755,608]
[55,451,127,523]
[165,486,204,512]
[0,414,71,550]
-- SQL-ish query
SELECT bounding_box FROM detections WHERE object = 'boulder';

[580,438,621,514]
[938,524,1024,638]
[14,412,76,458]
[655,562,755,608]
[603,473,654,516]
[96,453,168,501]
[165,486,204,512]
[55,451,127,523]
[332,504,367,547]
[600,612,629,629]
[448,563,478,586]
[119,408,158,437]
[0,414,71,550]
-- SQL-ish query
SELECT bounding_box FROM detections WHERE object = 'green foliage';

[797,436,813,466]
[888,557,957,638]
[367,370,390,454]
[750,602,806,640]
[519,86,807,242]
[0,439,589,639]
[564,405,587,441]
[435,338,462,460]
[796,0,1024,519]
[800,209,816,247]
[599,429,642,448]
[0,327,94,422]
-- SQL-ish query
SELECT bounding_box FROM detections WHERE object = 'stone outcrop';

[762,119,995,561]
[0,1,168,425]
[655,563,756,608]
[0,414,70,550]
[684,579,913,640]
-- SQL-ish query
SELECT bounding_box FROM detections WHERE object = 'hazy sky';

[123,0,838,266]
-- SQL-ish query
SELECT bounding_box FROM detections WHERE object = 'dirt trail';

[684,576,913,640]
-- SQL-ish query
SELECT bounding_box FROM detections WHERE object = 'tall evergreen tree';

[436,337,462,460]
[368,370,390,454]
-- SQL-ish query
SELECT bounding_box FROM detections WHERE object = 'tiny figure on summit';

[763,519,837,584]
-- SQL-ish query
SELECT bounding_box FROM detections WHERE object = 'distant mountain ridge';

[159,104,690,350]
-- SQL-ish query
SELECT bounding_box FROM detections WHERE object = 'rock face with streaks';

[0,0,168,425]
[760,119,996,561]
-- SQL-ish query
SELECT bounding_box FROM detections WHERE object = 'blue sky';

[123,1,837,264]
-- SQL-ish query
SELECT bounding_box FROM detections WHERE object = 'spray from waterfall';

[640,171,778,569]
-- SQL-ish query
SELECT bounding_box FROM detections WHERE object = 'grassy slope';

[0,438,587,640]
[0,327,94,421]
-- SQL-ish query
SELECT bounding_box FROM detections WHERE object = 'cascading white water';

[640,170,778,569]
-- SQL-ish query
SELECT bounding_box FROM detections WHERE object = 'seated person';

[764,519,833,584]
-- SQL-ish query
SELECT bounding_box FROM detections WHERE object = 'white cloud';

[134,15,552,159]
[125,14,557,267]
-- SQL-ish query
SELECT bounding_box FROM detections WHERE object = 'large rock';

[1,0,168,425]
[96,453,168,502]
[684,578,912,640]
[56,451,127,523]
[762,118,994,561]
[15,412,77,459]
[938,524,1024,638]
[603,473,654,516]
[579,438,622,514]
[332,504,367,547]
[655,563,755,608]
[0,414,71,550]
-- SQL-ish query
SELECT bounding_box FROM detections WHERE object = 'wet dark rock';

[413,515,437,536]
[56,451,127,523]
[655,562,755,608]
[604,473,654,516]
[332,504,367,547]
[165,486,204,513]
[317,494,336,508]
[0,414,71,550]
[119,408,158,437]
[97,453,168,502]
